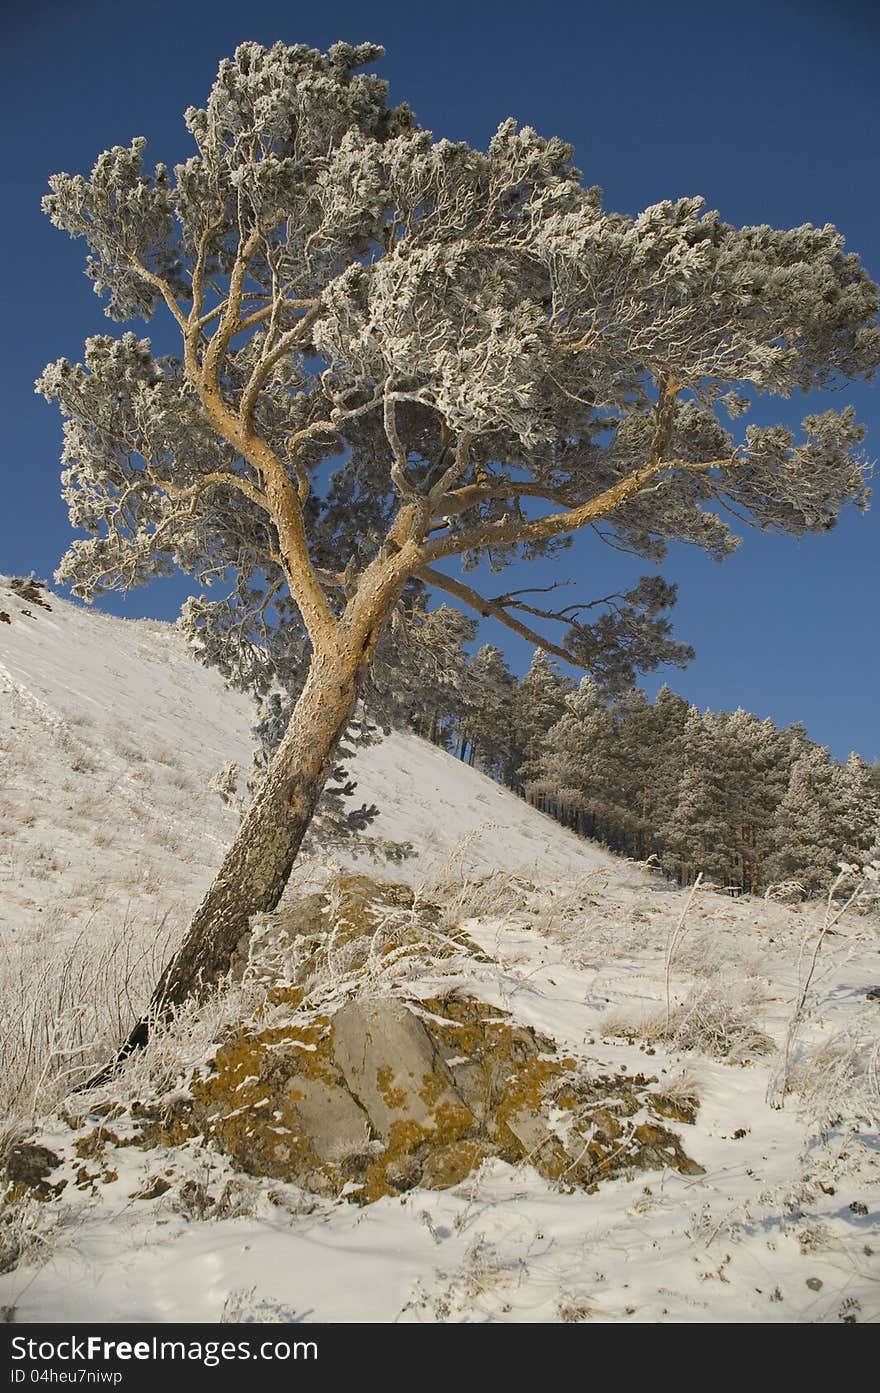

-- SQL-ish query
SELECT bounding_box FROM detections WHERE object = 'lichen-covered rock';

[2,1144,65,1200]
[283,1076,371,1164]
[331,998,472,1141]
[72,878,705,1203]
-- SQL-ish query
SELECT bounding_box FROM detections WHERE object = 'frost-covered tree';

[661,709,734,885]
[456,644,517,774]
[529,677,618,835]
[715,709,793,891]
[767,744,848,894]
[610,686,665,858]
[39,40,880,1029]
[513,651,576,797]
[836,752,880,866]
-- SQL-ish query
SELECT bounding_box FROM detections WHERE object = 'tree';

[457,645,517,774]
[767,744,847,894]
[39,41,880,1034]
[529,677,619,838]
[512,651,576,798]
[731,712,796,891]
[836,751,880,865]
[661,708,734,886]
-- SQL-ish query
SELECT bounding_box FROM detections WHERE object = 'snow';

[0,581,617,950]
[0,579,878,1324]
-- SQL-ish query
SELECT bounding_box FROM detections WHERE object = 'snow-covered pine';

[38,39,880,1021]
[659,709,734,888]
[836,752,880,867]
[455,645,518,775]
[767,744,848,895]
[525,676,619,837]
[513,651,576,800]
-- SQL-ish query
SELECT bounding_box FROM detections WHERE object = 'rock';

[3,1144,64,1198]
[135,1176,171,1200]
[331,998,472,1141]
[500,1107,555,1158]
[283,1076,370,1164]
[420,1140,491,1190]
[633,1122,705,1177]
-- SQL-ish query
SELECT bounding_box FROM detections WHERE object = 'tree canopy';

[37,39,880,704]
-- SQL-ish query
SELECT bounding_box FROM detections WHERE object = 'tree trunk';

[117,650,361,1060]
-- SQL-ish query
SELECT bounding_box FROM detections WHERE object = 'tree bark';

[115,649,362,1062]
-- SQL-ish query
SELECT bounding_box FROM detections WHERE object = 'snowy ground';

[0,580,616,952]
[1,579,878,1323]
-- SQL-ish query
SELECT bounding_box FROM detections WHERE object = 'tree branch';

[384,393,418,498]
[427,430,474,499]
[149,469,267,510]
[129,257,187,332]
[423,374,693,561]
[239,302,325,428]
[177,219,337,649]
[429,479,575,519]
[417,564,580,667]
[202,221,276,395]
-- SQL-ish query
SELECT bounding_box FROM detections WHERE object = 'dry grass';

[0,914,177,1122]
[606,975,774,1061]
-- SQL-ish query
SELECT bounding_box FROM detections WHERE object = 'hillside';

[0,577,878,1325]
[0,579,617,950]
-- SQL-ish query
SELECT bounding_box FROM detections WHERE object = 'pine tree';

[610,687,668,858]
[457,645,517,775]
[529,677,618,836]
[768,745,847,894]
[837,752,880,865]
[40,39,880,1031]
[718,710,792,892]
[513,652,576,801]
[661,709,734,886]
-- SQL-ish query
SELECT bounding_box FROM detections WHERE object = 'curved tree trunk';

[115,649,363,1062]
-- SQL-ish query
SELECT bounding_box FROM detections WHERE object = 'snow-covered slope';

[1,576,877,1326]
[0,577,619,947]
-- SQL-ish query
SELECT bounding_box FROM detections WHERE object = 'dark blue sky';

[2,0,877,759]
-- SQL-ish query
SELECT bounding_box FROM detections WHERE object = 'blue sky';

[2,0,877,759]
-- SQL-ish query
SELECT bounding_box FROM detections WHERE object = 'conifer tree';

[718,710,792,891]
[661,710,734,885]
[610,687,666,858]
[768,745,847,894]
[39,40,880,1027]
[457,645,517,774]
[528,677,618,835]
[513,652,576,800]
[837,752,880,866]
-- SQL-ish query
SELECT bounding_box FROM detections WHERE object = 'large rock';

[102,878,705,1203]
[331,998,473,1141]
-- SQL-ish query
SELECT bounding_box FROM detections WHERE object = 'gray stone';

[500,1108,557,1158]
[283,1076,371,1164]
[331,998,471,1140]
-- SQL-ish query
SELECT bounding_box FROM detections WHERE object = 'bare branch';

[384,393,418,498]
[427,430,474,499]
[417,564,580,667]
[202,221,276,394]
[148,469,267,509]
[422,372,734,564]
[429,479,575,519]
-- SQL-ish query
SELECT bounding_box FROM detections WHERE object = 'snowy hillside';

[0,576,878,1325]
[0,577,618,949]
